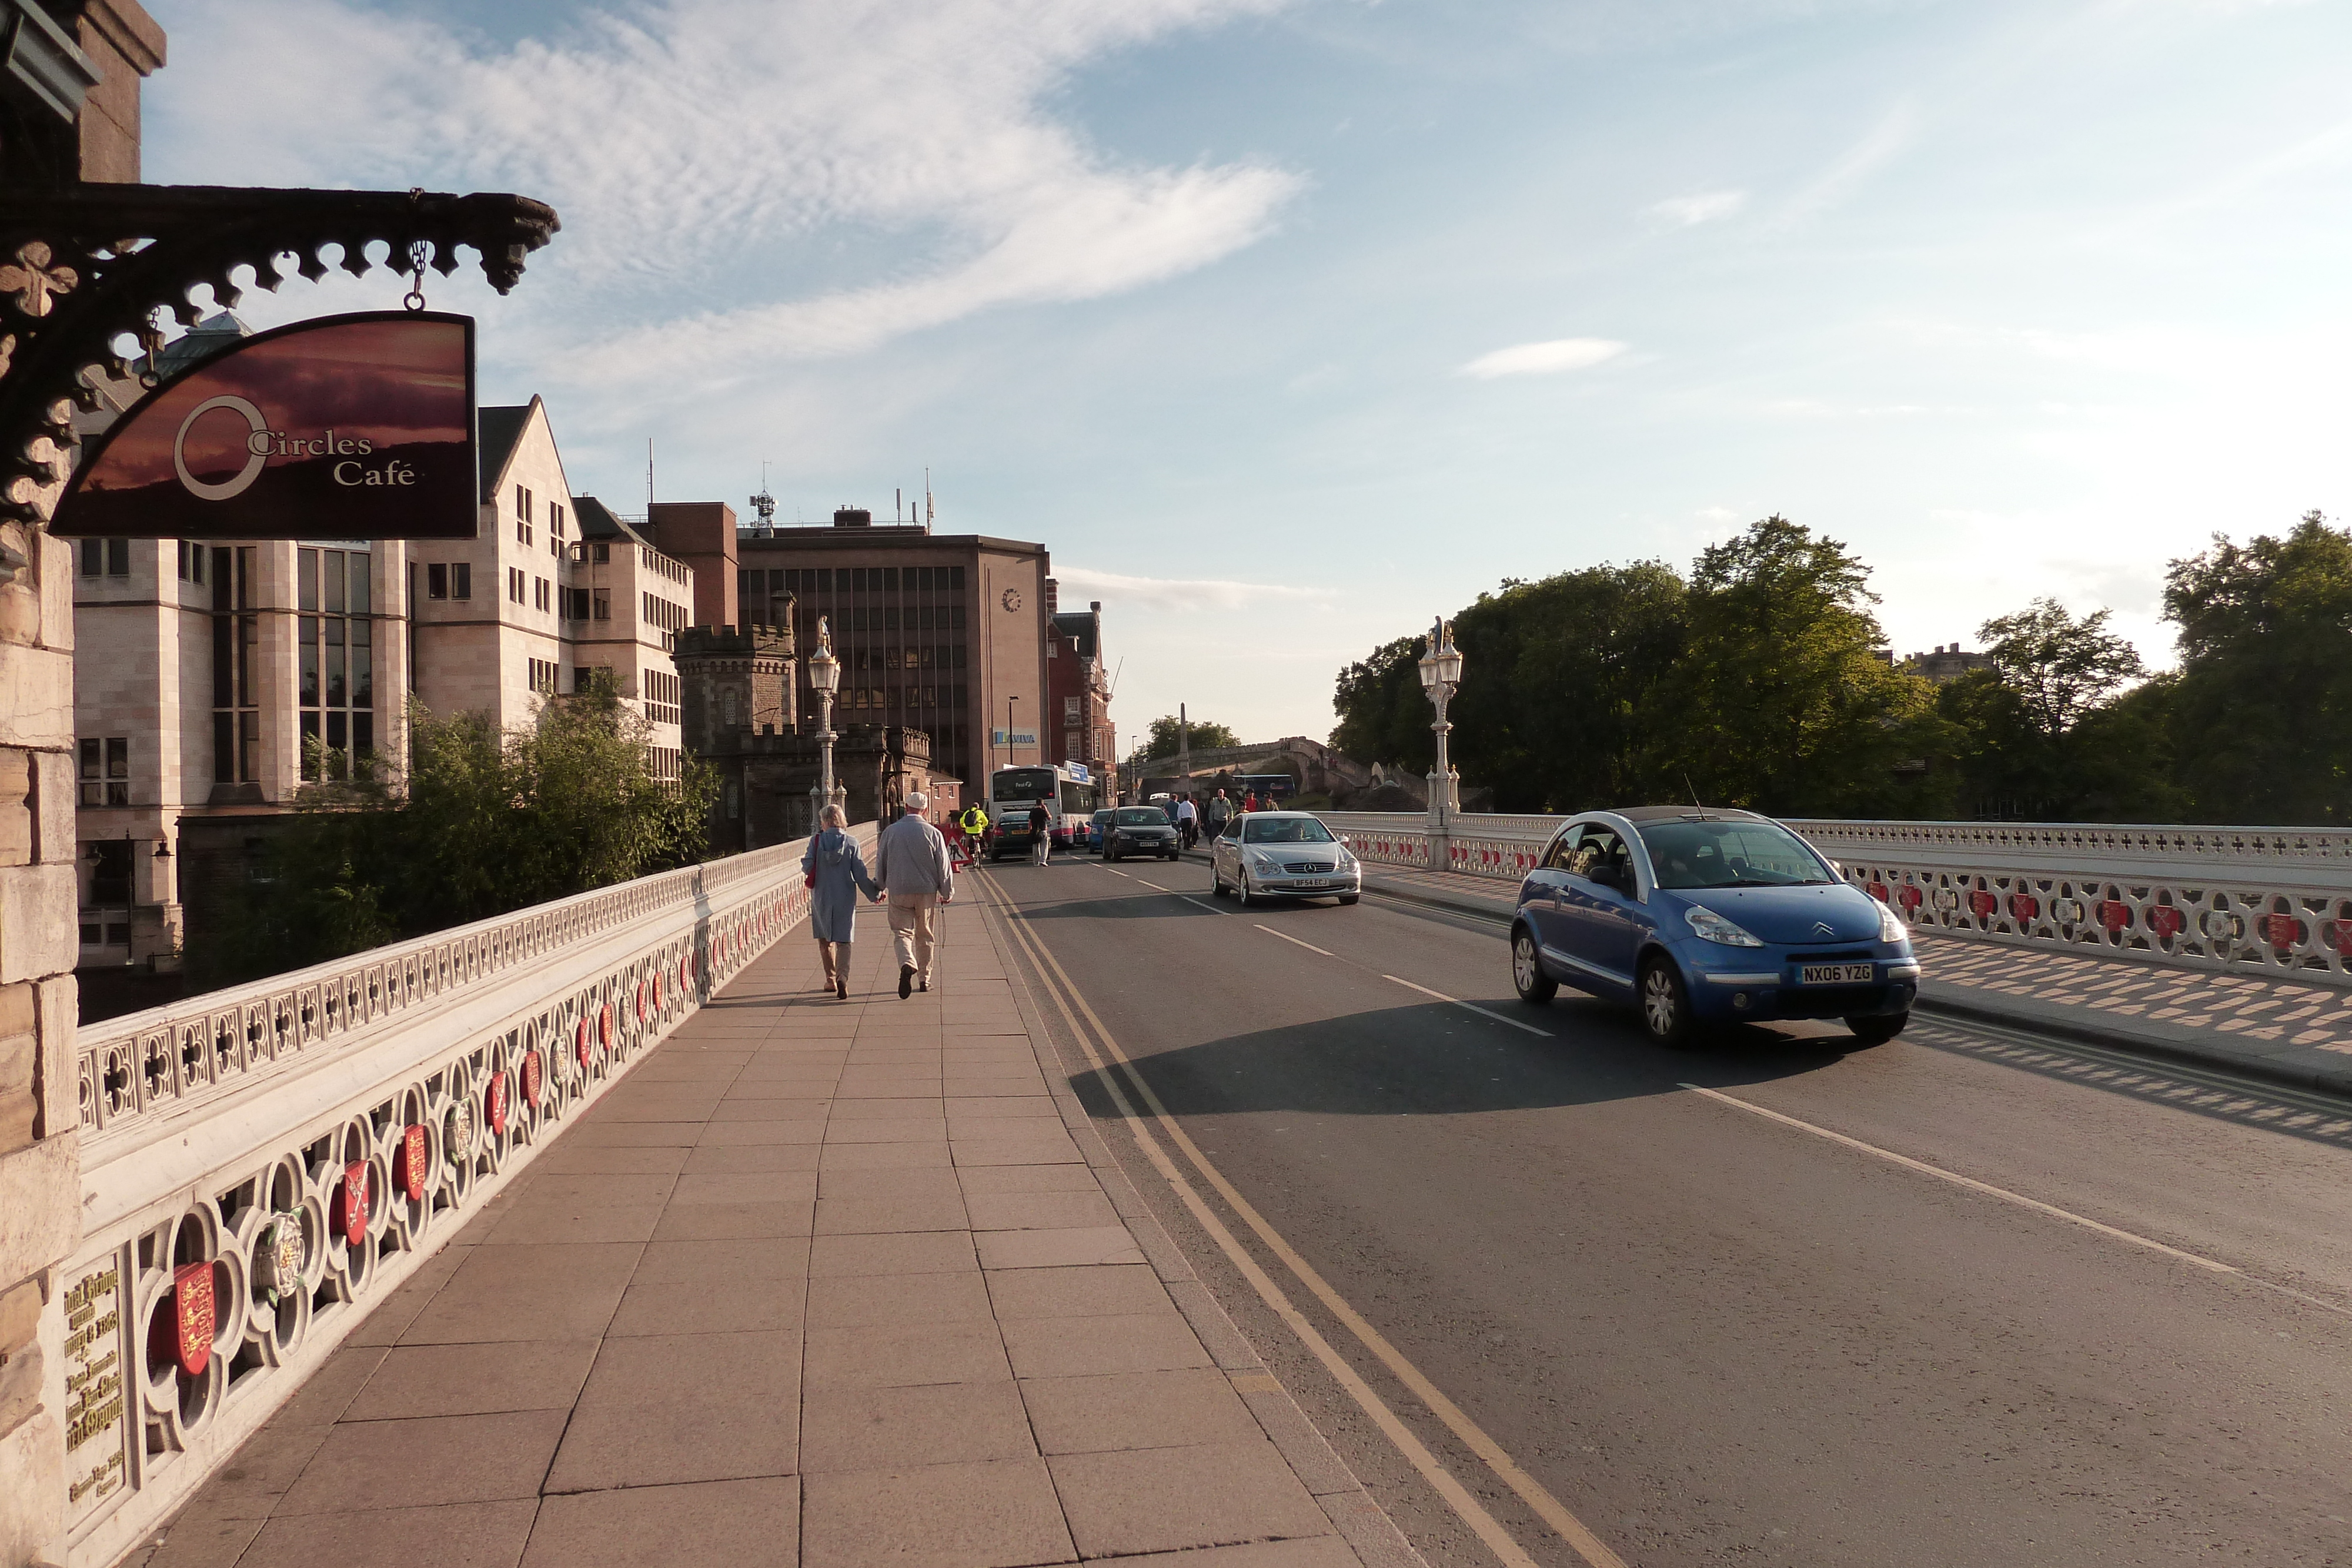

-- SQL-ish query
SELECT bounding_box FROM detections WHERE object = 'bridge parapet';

[1314,811,2352,988]
[54,830,853,1568]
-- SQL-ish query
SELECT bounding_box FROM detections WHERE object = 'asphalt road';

[978,852,2352,1568]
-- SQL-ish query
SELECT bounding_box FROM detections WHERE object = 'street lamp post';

[1417,617,1463,871]
[806,616,843,823]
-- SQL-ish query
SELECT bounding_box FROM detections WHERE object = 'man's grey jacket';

[874,813,956,898]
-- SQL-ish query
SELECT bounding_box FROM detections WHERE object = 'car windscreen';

[1241,817,1335,844]
[1637,820,1832,888]
[1114,808,1169,827]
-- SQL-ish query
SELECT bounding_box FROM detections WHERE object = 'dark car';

[1508,807,1919,1047]
[1104,806,1179,862]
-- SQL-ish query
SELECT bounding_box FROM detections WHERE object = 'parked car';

[1104,806,1180,862]
[1208,811,1361,906]
[1087,809,1114,855]
[1508,807,1917,1047]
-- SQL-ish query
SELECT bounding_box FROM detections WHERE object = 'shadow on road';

[1066,998,1859,1121]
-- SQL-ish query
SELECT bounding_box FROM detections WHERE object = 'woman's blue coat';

[801,828,880,943]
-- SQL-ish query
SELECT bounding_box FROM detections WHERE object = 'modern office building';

[734,511,1074,800]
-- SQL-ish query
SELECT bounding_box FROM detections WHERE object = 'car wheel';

[1210,868,1227,897]
[1639,957,1696,1048]
[1237,874,1255,908]
[1511,928,1556,1004]
[1846,1012,1908,1046]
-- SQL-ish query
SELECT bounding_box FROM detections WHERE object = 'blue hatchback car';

[1508,807,1919,1046]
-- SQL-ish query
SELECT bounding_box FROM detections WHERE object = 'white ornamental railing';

[55,828,860,1568]
[1315,811,2352,985]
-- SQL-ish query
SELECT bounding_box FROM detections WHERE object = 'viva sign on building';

[54,311,477,539]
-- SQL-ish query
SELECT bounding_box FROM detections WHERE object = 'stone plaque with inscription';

[62,1252,130,1529]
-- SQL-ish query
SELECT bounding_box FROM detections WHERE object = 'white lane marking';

[1256,924,1337,958]
[1179,897,1221,914]
[1383,974,1553,1038]
[1679,1083,2237,1273]
[1137,880,1170,892]
[1107,869,1132,880]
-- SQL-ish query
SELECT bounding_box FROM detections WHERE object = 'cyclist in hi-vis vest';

[957,804,989,861]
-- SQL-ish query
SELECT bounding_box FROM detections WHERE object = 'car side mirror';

[1587,862,1625,892]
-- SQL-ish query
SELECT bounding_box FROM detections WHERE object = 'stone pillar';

[0,516,86,1568]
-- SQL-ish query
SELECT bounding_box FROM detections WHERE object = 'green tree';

[1143,714,1240,758]
[1329,636,1429,770]
[2163,511,2352,823]
[193,676,718,986]
[1659,516,1949,816]
[1979,597,2144,738]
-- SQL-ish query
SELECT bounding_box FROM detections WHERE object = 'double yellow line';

[977,870,1629,1568]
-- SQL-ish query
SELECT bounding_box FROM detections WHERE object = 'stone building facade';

[673,621,942,850]
[69,390,693,979]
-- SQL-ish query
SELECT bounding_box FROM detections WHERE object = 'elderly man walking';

[872,790,957,998]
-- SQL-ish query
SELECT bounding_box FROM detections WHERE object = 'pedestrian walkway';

[126,903,1412,1568]
[1347,862,2352,1095]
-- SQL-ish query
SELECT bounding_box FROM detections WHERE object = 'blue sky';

[146,0,2352,749]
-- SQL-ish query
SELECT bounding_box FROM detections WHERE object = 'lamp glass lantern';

[1419,620,1462,690]
[806,630,840,697]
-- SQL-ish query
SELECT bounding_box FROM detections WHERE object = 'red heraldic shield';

[173,1260,215,1377]
[522,1048,543,1106]
[341,1161,369,1244]
[397,1123,427,1201]
[486,1072,510,1136]
[598,1002,614,1049]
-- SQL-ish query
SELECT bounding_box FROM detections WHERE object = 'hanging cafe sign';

[51,310,477,540]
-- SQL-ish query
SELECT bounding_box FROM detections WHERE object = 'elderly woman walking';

[801,804,878,999]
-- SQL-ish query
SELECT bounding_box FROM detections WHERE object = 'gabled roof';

[477,402,534,502]
[572,494,649,547]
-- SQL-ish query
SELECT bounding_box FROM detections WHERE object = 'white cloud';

[1054,566,1327,611]
[1773,105,1915,227]
[1645,189,1746,226]
[151,0,1301,377]
[1457,337,1628,379]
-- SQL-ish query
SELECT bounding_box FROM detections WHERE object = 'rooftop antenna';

[1685,773,1703,810]
[924,467,934,531]
[645,439,654,511]
[749,461,776,538]
[896,486,903,523]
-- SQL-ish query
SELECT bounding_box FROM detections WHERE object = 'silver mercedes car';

[1208,811,1362,907]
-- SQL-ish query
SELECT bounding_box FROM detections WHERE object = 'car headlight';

[1683,905,1765,947]
[1876,900,1909,944]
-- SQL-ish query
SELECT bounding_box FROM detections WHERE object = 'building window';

[79,537,129,577]
[592,541,610,563]
[212,546,261,785]
[573,666,594,693]
[643,669,680,726]
[550,502,566,537]
[534,576,550,612]
[173,540,206,583]
[528,658,559,695]
[1064,696,1081,719]
[593,591,610,621]
[516,484,534,545]
[427,563,449,599]
[79,736,129,806]
[452,562,472,600]
[509,567,526,604]
[298,546,375,780]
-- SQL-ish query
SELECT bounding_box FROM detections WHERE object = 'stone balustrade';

[1314,810,2352,987]
[52,828,857,1568]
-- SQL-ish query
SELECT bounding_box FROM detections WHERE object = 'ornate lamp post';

[806,616,844,817]
[1417,617,1462,867]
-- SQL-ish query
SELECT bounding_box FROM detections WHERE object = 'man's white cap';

[905,791,928,813]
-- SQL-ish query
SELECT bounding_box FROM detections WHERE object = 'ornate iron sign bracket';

[0,183,559,523]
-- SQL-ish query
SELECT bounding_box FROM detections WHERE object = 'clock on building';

[1001,588,1023,612]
